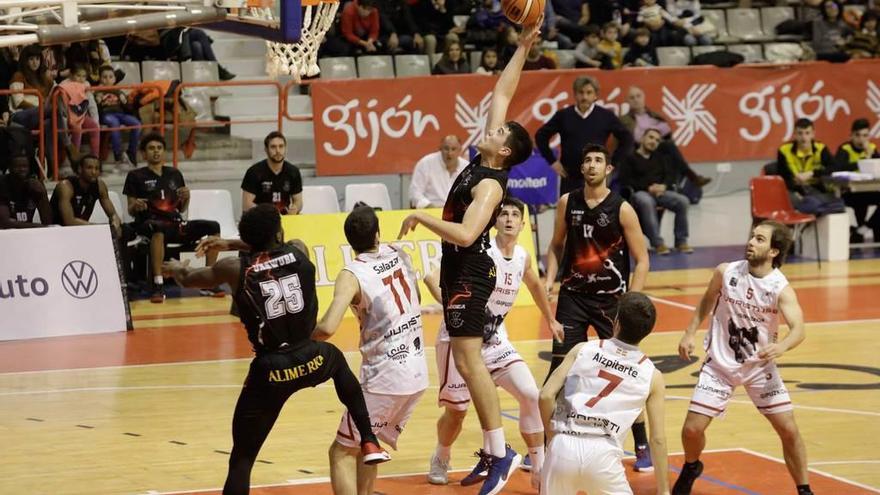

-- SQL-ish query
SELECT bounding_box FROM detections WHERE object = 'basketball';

[501,0,544,26]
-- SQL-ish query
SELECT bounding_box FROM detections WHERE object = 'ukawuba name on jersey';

[252,253,297,273]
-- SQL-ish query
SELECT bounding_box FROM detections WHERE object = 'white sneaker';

[427,454,450,485]
[115,154,135,173]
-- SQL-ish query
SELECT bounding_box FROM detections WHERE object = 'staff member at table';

[834,118,880,243]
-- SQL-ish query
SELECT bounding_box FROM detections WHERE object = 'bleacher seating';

[760,7,799,41]
[657,46,692,66]
[318,57,357,80]
[702,10,738,44]
[111,61,141,85]
[301,185,340,214]
[395,55,431,77]
[728,43,765,63]
[727,8,772,42]
[187,189,238,238]
[357,56,394,79]
[344,183,392,212]
[141,61,181,82]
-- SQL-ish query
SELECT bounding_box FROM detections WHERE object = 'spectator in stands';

[432,40,470,74]
[95,65,141,171]
[241,131,303,215]
[551,0,589,41]
[160,28,236,80]
[619,128,692,254]
[775,118,838,214]
[523,35,558,70]
[340,0,383,55]
[811,0,852,62]
[50,154,123,237]
[65,40,113,85]
[9,45,53,129]
[637,0,682,46]
[543,0,575,49]
[536,76,634,194]
[574,25,615,69]
[58,66,101,158]
[466,0,509,50]
[378,0,424,53]
[623,28,658,66]
[665,0,714,46]
[411,0,466,55]
[0,48,19,122]
[599,22,624,68]
[497,25,520,66]
[621,86,711,189]
[123,133,222,303]
[835,118,880,242]
[409,135,468,208]
[846,11,879,59]
[0,155,50,229]
[475,48,502,74]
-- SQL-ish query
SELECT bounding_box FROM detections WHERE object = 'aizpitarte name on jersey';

[593,353,639,377]
[252,253,296,272]
[565,412,621,433]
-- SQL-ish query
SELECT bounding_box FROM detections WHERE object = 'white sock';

[482,430,492,454]
[487,428,506,458]
[153,276,163,286]
[436,444,451,463]
[528,446,545,471]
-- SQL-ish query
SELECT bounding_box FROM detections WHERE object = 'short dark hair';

[757,220,793,268]
[139,133,166,152]
[643,127,663,138]
[358,0,378,8]
[584,25,601,37]
[239,204,282,252]
[634,27,651,38]
[602,21,619,33]
[502,121,532,169]
[573,76,599,95]
[264,131,286,149]
[852,118,871,133]
[581,143,610,163]
[615,292,656,345]
[500,196,525,215]
[795,118,813,130]
[76,154,100,173]
[344,205,380,253]
[98,64,115,75]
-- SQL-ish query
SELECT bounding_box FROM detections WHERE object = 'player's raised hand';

[162,258,190,279]
[549,319,564,343]
[519,16,543,47]
[678,334,696,361]
[398,214,420,239]
[758,343,786,361]
[196,236,228,258]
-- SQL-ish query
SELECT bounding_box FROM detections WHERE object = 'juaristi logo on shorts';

[0,260,98,300]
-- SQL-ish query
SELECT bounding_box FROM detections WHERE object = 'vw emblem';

[61,260,98,299]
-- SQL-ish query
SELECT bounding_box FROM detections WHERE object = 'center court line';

[810,460,880,466]
[649,296,697,311]
[667,395,880,417]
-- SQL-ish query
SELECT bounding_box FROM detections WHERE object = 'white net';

[249,1,339,79]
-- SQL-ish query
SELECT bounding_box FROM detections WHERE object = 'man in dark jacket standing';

[536,76,633,195]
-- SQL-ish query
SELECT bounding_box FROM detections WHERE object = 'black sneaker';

[218,65,236,81]
[672,460,703,495]
[150,287,166,304]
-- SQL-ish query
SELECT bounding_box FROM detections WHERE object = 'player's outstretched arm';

[539,342,585,442]
[313,269,360,341]
[543,194,569,292]
[484,20,541,133]
[646,369,671,495]
[398,179,503,246]
[679,263,727,361]
[163,256,240,292]
[522,252,564,342]
[759,285,805,360]
[620,202,649,291]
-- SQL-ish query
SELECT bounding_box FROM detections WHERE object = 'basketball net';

[248,0,339,79]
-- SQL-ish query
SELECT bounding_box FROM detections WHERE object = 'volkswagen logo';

[61,260,98,299]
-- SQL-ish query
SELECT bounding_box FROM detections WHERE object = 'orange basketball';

[501,0,544,26]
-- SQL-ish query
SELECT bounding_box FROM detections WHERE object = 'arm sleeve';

[573,41,591,63]
[776,149,796,190]
[817,147,834,177]
[291,166,303,194]
[241,166,259,193]
[833,146,852,172]
[341,6,361,44]
[122,171,139,197]
[369,10,380,41]
[535,111,562,164]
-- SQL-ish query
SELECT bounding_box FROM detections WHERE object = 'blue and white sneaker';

[520,453,532,472]
[478,445,522,495]
[460,450,491,486]
[634,444,654,472]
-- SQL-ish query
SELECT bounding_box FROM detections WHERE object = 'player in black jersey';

[241,132,303,214]
[163,204,389,495]
[0,155,50,229]
[398,21,541,495]
[543,143,653,471]
[50,155,122,236]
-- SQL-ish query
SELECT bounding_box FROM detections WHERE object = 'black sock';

[683,460,701,469]
[632,421,648,446]
[332,353,377,445]
[797,484,813,495]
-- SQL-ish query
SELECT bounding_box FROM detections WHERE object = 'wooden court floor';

[1,258,879,495]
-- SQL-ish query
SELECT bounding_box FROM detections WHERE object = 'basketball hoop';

[247,0,339,78]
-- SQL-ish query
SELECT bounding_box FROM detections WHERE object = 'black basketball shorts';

[439,252,497,339]
[552,289,621,358]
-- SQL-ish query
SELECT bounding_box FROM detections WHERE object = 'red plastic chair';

[749,176,821,267]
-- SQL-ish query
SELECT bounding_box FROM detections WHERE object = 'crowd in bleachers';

[316,0,880,76]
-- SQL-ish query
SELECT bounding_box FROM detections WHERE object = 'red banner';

[311,60,880,176]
